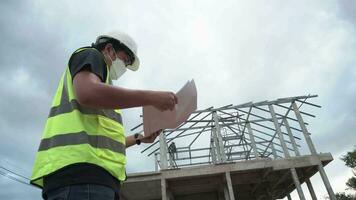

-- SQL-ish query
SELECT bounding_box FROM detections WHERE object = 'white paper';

[143,80,197,136]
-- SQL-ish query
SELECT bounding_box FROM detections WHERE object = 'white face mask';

[109,54,127,80]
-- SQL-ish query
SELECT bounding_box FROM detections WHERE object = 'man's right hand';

[150,91,178,111]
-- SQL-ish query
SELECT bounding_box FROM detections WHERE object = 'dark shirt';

[43,48,120,197]
[68,47,107,82]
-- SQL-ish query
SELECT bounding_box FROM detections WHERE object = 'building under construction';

[120,95,336,200]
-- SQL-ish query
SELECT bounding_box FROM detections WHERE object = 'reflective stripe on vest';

[38,131,126,154]
[48,72,123,124]
[30,47,126,188]
[48,99,123,124]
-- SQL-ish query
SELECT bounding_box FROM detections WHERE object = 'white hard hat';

[94,31,140,71]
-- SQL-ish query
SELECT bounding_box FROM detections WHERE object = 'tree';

[336,147,356,200]
[335,192,356,200]
[341,148,356,191]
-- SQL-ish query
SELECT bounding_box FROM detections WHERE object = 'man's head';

[93,31,140,79]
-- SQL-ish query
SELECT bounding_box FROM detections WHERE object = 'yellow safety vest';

[30,47,126,188]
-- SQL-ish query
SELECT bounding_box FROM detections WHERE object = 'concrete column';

[154,152,159,171]
[306,178,317,200]
[217,131,227,162]
[292,102,336,200]
[161,178,168,200]
[318,163,335,200]
[211,139,217,163]
[212,127,222,162]
[290,168,306,200]
[246,123,260,159]
[213,111,227,162]
[269,105,290,158]
[283,118,300,156]
[223,186,230,200]
[160,133,168,170]
[271,143,277,159]
[225,172,235,200]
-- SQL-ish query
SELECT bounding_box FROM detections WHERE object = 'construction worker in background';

[30,31,178,200]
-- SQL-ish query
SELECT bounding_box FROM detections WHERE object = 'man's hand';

[140,130,162,143]
[150,91,178,111]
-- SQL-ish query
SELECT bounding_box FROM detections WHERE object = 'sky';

[0,0,355,199]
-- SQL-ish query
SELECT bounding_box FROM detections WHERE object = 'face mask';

[109,54,127,80]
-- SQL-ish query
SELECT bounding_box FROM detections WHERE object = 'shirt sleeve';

[69,48,107,83]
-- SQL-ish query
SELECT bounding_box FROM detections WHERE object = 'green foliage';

[341,147,356,191]
[335,192,356,200]
[341,148,356,169]
[346,176,356,191]
[336,147,356,199]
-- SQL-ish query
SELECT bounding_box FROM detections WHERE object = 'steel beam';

[292,102,336,200]
[269,105,290,158]
[270,104,307,200]
[292,102,316,154]
[283,119,300,156]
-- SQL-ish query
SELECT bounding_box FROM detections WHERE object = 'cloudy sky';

[0,0,355,199]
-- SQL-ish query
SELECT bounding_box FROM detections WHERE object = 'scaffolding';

[123,94,336,200]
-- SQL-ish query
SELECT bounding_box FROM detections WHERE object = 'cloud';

[0,1,355,199]
[337,0,356,27]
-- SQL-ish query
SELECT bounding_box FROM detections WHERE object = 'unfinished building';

[120,95,336,200]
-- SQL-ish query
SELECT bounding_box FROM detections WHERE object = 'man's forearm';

[125,135,137,148]
[78,81,153,109]
[73,70,177,111]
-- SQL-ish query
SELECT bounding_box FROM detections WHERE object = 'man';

[30,31,177,200]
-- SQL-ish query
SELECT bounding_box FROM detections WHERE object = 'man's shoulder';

[69,47,105,66]
[68,46,107,82]
[72,47,102,59]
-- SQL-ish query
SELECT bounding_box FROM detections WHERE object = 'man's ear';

[104,43,115,58]
[104,43,113,52]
